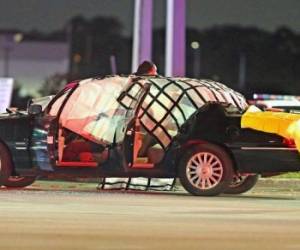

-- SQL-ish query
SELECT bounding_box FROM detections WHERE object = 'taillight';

[282,138,296,148]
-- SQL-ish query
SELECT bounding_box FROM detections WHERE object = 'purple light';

[166,0,186,77]
[132,0,153,72]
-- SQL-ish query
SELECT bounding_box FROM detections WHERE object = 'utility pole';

[2,34,13,77]
[238,51,246,91]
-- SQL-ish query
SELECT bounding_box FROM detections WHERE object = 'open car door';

[30,83,77,171]
[51,77,131,168]
[117,79,154,169]
[47,76,150,171]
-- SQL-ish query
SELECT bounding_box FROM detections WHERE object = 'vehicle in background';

[249,94,300,113]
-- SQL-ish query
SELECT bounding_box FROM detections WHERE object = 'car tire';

[224,174,259,194]
[0,143,13,185]
[178,143,234,196]
[2,176,36,188]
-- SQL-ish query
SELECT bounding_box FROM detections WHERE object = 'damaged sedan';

[0,75,299,196]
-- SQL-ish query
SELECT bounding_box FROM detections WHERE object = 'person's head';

[135,61,157,75]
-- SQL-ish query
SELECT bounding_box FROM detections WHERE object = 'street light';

[238,50,246,91]
[14,33,23,43]
[190,41,201,78]
[191,41,199,49]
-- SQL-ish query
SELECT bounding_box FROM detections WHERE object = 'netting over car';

[120,77,248,149]
[58,75,247,148]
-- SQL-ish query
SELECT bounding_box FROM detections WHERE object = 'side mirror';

[27,99,33,110]
[28,104,42,115]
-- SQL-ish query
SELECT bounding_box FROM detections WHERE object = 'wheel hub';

[186,152,223,190]
[198,165,212,177]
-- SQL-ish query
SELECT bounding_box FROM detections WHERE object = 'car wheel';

[224,174,259,194]
[178,143,234,196]
[3,176,36,188]
[0,143,13,185]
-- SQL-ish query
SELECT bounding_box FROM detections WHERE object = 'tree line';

[12,15,300,107]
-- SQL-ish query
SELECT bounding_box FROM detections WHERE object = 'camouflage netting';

[118,76,248,149]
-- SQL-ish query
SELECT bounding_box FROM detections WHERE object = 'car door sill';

[56,161,97,167]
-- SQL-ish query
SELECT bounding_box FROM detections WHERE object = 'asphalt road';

[0,181,300,250]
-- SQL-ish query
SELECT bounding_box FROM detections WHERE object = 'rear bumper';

[232,147,300,173]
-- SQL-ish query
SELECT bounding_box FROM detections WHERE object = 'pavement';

[0,178,299,250]
[18,177,300,193]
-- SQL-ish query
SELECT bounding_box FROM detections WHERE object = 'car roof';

[86,75,248,110]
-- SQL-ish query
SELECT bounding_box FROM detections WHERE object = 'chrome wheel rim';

[186,152,223,190]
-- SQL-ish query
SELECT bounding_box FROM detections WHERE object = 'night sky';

[0,0,299,36]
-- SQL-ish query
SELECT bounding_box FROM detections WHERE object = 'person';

[135,60,157,75]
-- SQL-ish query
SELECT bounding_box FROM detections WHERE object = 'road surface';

[0,180,300,250]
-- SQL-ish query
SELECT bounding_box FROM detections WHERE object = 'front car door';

[30,83,78,171]
[32,76,149,176]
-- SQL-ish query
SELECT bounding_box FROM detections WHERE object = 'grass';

[274,172,300,179]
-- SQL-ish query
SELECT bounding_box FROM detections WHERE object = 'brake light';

[282,138,296,148]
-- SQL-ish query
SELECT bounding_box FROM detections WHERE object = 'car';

[249,94,300,113]
[0,75,299,196]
